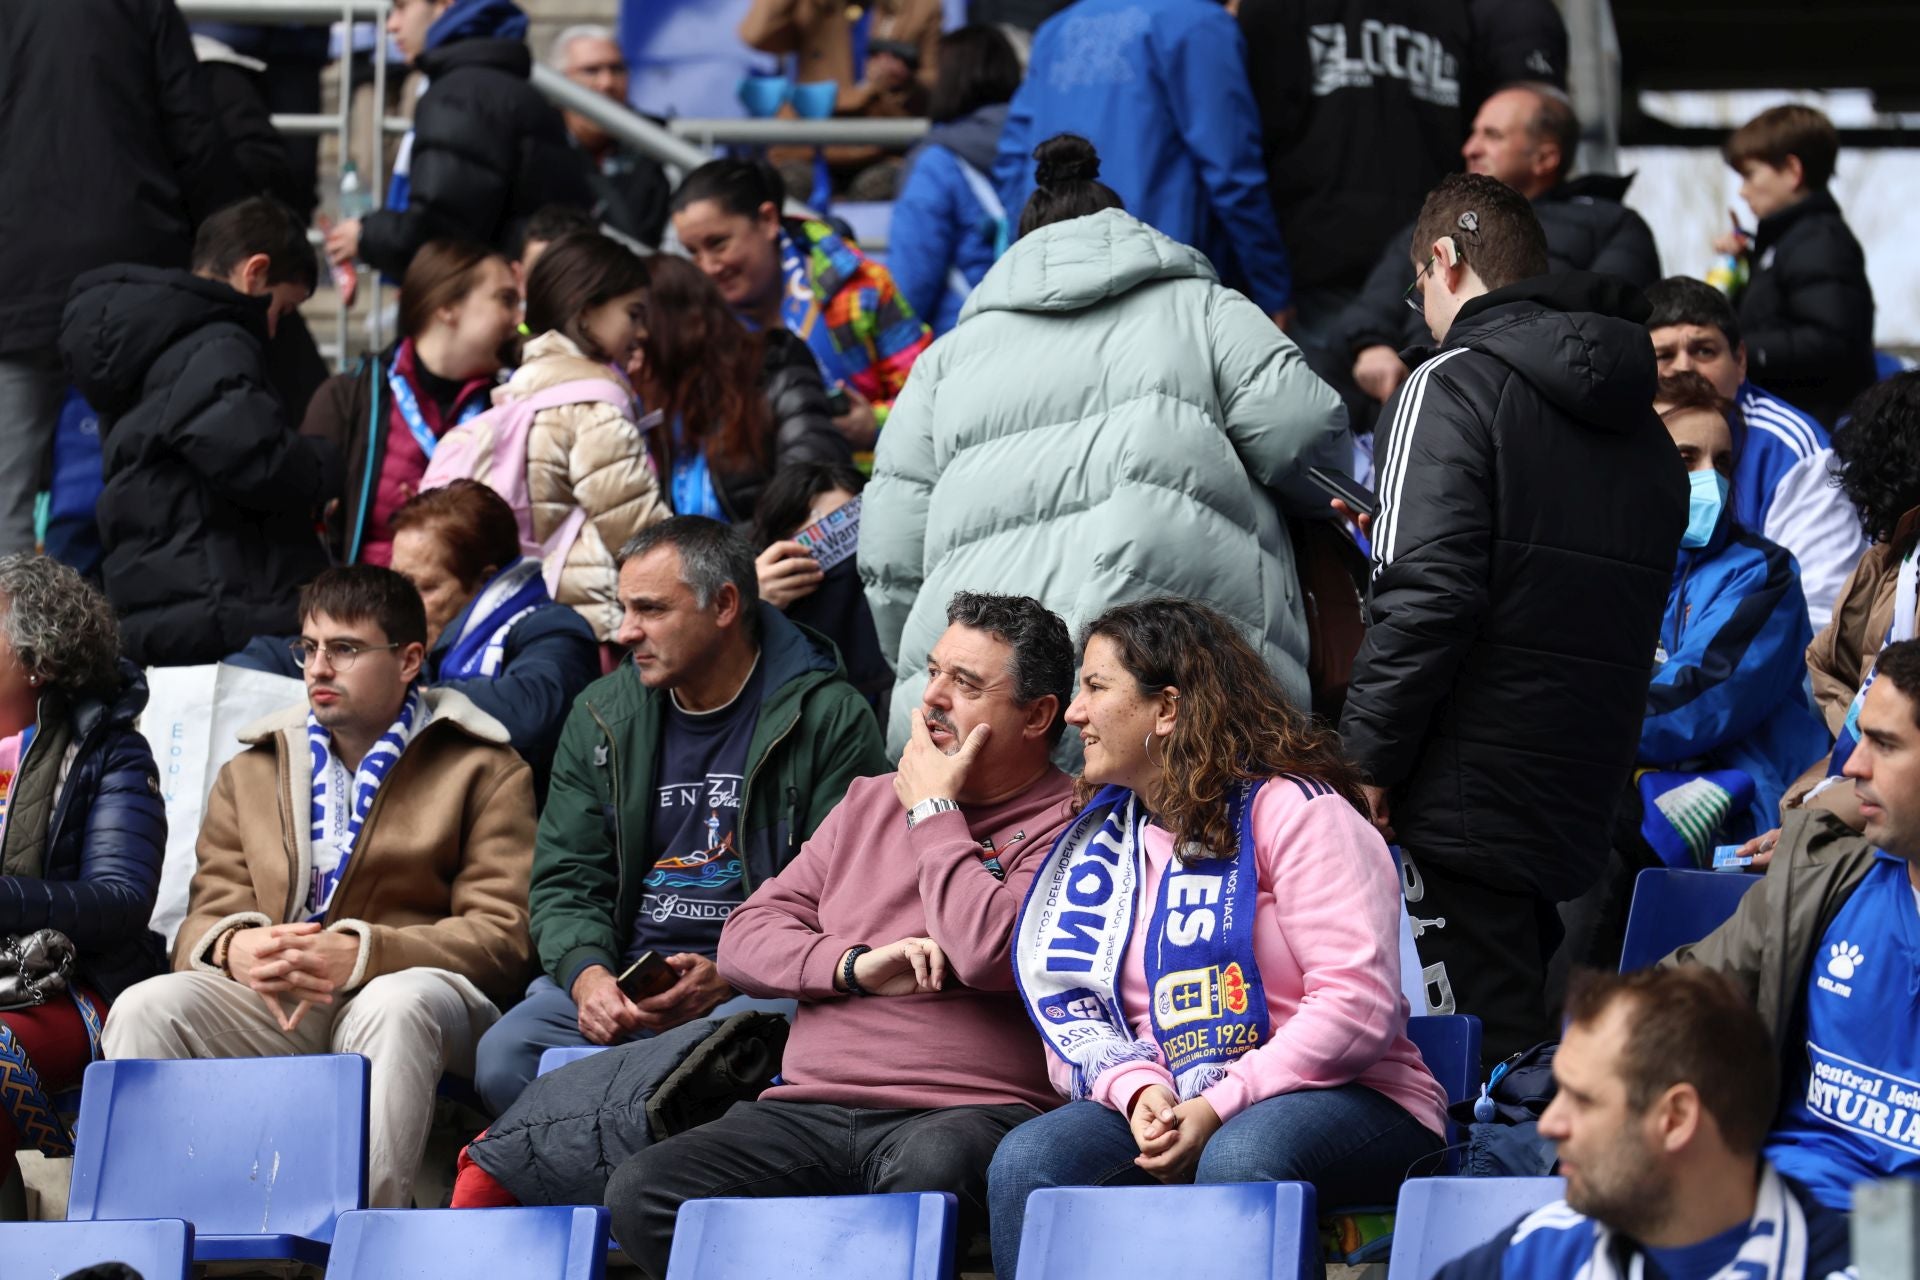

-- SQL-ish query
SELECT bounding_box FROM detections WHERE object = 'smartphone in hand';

[1307,466,1379,519]
[616,950,678,1001]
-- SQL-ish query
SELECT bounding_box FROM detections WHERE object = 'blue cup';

[790,80,839,120]
[738,75,791,118]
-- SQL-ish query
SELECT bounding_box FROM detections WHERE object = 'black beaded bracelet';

[841,944,873,996]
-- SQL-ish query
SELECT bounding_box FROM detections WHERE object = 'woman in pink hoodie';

[992,598,1448,1277]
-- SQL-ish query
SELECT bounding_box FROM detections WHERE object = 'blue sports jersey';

[1767,851,1920,1209]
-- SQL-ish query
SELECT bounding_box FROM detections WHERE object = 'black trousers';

[605,1097,1034,1279]
[1402,852,1566,1069]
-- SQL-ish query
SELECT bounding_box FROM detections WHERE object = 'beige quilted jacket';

[503,332,668,641]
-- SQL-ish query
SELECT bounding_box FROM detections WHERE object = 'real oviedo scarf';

[440,557,548,679]
[1014,782,1269,1103]
[307,685,427,919]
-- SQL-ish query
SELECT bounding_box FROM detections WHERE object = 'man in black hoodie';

[324,0,591,280]
[60,198,338,669]
[1340,83,1660,410]
[1339,174,1688,1065]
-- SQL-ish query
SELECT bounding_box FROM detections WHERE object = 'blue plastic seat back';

[538,1045,610,1076]
[1386,1176,1568,1279]
[1405,1013,1481,1174]
[0,1217,193,1280]
[1619,868,1759,971]
[665,1192,956,1280]
[1015,1183,1318,1280]
[329,1206,609,1280]
[68,1055,368,1248]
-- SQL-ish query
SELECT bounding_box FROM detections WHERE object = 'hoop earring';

[1143,732,1165,769]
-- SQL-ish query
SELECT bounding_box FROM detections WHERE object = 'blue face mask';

[1682,469,1730,549]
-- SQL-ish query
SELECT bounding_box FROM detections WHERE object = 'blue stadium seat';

[1385,1176,1568,1279]
[67,1054,368,1267]
[665,1192,956,1280]
[1015,1183,1317,1280]
[329,1206,610,1280]
[1619,868,1759,971]
[1406,1014,1481,1174]
[538,1045,610,1076]
[0,1217,193,1280]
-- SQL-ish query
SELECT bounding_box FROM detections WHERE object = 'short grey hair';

[550,24,620,71]
[0,554,122,695]
[619,517,760,636]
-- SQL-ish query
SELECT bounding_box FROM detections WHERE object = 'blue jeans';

[986,1085,1442,1279]
[472,975,795,1116]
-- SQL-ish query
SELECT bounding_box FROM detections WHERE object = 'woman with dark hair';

[887,24,1023,334]
[861,135,1346,757]
[1736,372,1920,867]
[303,237,521,565]
[751,462,889,703]
[0,555,164,1186]
[668,158,930,455]
[637,255,849,523]
[508,231,669,642]
[989,598,1445,1278]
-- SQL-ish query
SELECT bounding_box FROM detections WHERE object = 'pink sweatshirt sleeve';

[1200,787,1406,1123]
[913,805,1065,991]
[716,795,859,1001]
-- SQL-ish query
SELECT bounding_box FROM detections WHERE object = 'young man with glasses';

[102,565,537,1208]
[1337,172,1689,1066]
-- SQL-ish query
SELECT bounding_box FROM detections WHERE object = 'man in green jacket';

[473,517,888,1114]
[1670,638,1920,1210]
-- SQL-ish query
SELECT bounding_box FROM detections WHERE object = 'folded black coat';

[468,1012,789,1207]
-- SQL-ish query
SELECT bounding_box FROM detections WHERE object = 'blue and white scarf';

[1824,546,1918,782]
[440,558,547,679]
[1013,782,1269,1102]
[306,686,426,919]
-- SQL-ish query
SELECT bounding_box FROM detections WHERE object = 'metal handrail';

[666,117,929,148]
[177,0,392,366]
[527,63,711,173]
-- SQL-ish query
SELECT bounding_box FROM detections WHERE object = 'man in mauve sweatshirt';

[604,592,1078,1275]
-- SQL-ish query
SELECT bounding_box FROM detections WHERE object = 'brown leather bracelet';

[211,927,238,974]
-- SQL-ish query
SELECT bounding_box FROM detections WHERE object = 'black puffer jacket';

[359,38,592,278]
[1339,273,1688,900]
[1738,189,1877,428]
[59,266,335,667]
[0,0,244,355]
[708,330,854,523]
[0,664,166,1003]
[1340,174,1662,356]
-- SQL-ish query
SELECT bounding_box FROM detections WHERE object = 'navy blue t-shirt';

[627,660,764,960]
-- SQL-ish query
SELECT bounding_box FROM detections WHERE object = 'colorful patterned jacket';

[782,219,931,438]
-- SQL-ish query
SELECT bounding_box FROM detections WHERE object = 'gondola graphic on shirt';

[644,809,744,891]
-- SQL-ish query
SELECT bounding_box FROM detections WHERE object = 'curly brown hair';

[1074,597,1368,858]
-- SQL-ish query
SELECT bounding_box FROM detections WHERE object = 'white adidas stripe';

[1741,391,1821,457]
[1376,348,1471,570]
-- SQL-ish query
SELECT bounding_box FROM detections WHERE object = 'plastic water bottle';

[331,161,374,303]
[338,160,374,220]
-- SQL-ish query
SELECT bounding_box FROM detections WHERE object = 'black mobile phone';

[616,950,678,1001]
[825,386,852,417]
[1307,466,1379,519]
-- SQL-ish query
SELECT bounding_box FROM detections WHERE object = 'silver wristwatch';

[905,797,960,829]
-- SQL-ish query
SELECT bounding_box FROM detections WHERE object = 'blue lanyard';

[388,368,483,459]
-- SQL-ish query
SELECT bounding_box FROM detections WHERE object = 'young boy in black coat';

[60,198,339,667]
[1715,104,1876,428]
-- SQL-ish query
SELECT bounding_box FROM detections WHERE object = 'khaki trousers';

[101,968,500,1208]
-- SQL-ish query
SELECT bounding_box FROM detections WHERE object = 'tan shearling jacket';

[508,331,669,642]
[173,687,537,1005]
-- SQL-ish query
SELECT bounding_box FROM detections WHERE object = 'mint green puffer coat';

[860,208,1349,756]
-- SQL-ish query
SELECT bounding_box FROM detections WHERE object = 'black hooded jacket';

[0,0,245,355]
[59,266,336,667]
[1338,272,1689,900]
[1339,174,1661,356]
[358,37,593,278]
[1738,188,1877,428]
